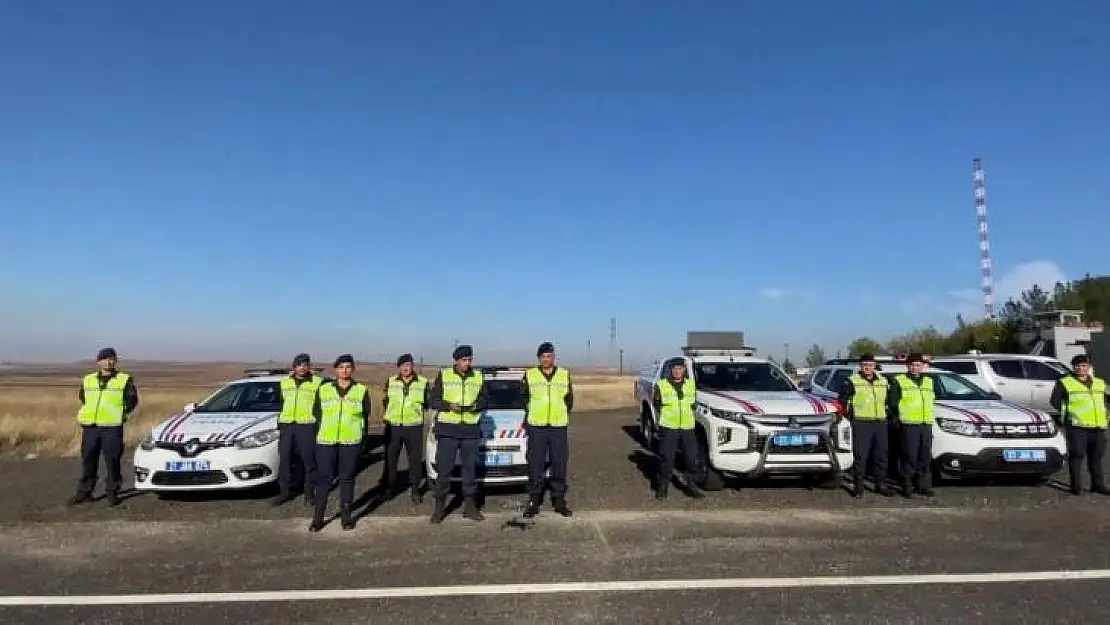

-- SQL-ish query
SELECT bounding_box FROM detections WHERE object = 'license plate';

[1002,449,1046,462]
[773,434,819,447]
[163,461,211,471]
[483,453,510,466]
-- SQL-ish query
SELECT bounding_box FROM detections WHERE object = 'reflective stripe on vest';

[316,382,367,444]
[525,367,570,427]
[656,377,696,430]
[278,375,323,424]
[849,373,889,420]
[77,372,130,426]
[1061,376,1108,429]
[385,375,429,426]
[436,369,484,425]
[894,374,934,424]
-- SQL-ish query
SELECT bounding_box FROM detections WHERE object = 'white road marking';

[3,569,1110,606]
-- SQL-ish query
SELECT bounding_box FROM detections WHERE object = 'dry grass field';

[0,361,637,457]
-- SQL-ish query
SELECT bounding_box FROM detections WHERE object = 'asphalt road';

[2,408,1110,623]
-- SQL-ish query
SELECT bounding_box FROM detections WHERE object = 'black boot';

[1069,467,1084,494]
[901,477,913,498]
[410,485,423,505]
[683,477,705,499]
[552,497,573,517]
[340,505,355,530]
[875,480,894,497]
[462,497,484,521]
[308,507,326,532]
[523,495,542,519]
[430,497,448,524]
[106,492,122,507]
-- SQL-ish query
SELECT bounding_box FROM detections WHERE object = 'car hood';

[156,411,278,443]
[698,389,835,415]
[478,409,526,440]
[936,400,1049,425]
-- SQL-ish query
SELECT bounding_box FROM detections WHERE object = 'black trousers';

[313,443,361,510]
[383,423,424,489]
[657,426,702,487]
[852,420,889,483]
[433,436,480,498]
[526,425,569,500]
[76,425,124,496]
[898,423,933,481]
[1066,425,1107,490]
[277,423,317,495]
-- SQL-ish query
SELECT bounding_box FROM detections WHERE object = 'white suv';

[929,353,1071,417]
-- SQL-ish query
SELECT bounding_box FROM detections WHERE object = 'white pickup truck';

[635,345,853,489]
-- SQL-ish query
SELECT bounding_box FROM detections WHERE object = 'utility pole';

[619,348,624,375]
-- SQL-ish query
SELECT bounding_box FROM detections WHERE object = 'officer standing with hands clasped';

[1050,354,1110,496]
[838,353,894,498]
[381,353,430,504]
[652,357,705,500]
[69,347,139,507]
[309,354,372,532]
[886,352,935,498]
[273,353,324,507]
[521,342,574,518]
[428,344,488,524]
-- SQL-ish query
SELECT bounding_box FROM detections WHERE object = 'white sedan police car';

[809,358,1067,481]
[426,367,542,487]
[132,369,306,492]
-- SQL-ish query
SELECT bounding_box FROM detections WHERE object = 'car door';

[986,358,1041,410]
[1021,360,1067,414]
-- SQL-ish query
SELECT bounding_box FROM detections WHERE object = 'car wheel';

[639,408,656,451]
[695,429,725,491]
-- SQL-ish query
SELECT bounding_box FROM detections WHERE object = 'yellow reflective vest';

[436,368,484,425]
[848,373,889,421]
[316,381,368,444]
[278,375,323,424]
[1061,375,1108,429]
[656,377,696,430]
[384,375,429,426]
[77,372,131,426]
[893,374,935,425]
[525,367,571,427]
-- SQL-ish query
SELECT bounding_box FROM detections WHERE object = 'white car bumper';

[931,429,1067,476]
[424,437,539,485]
[706,419,854,476]
[132,442,279,491]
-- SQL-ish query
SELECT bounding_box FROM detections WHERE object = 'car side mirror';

[184,402,197,413]
[987,392,1002,400]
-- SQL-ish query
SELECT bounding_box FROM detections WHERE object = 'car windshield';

[195,381,283,413]
[693,362,796,392]
[484,379,525,410]
[881,372,993,401]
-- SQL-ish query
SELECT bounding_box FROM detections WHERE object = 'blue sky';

[1,1,1107,365]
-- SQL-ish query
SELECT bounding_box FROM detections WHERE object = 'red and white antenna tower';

[972,158,995,319]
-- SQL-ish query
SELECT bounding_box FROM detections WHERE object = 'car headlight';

[704,405,749,425]
[235,429,280,449]
[139,432,155,451]
[937,418,980,437]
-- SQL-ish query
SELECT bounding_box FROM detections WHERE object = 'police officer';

[381,353,430,504]
[427,344,488,523]
[273,353,324,507]
[521,342,574,518]
[69,347,139,507]
[886,352,935,498]
[309,354,372,532]
[652,358,704,500]
[1050,354,1110,496]
[838,353,893,498]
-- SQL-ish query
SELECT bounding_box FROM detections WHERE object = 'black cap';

[664,357,686,370]
[1072,354,1090,366]
[292,353,311,366]
[858,353,876,363]
[396,353,414,367]
[536,342,555,357]
[96,347,117,360]
[333,354,355,367]
[453,344,473,360]
[906,352,926,364]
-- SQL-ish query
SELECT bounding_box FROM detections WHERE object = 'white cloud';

[760,287,787,300]
[900,260,1068,322]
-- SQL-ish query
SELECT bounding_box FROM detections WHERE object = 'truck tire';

[639,405,657,452]
[695,427,725,491]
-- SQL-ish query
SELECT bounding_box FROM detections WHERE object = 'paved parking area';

[2,409,1109,623]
